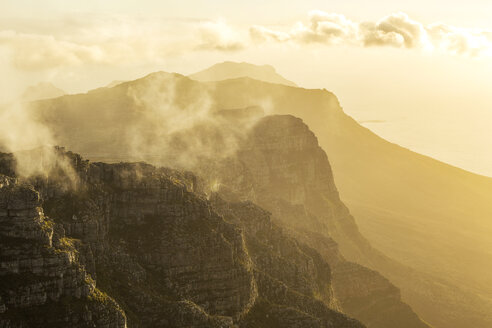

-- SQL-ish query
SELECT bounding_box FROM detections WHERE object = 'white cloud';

[196,20,245,51]
[1,11,491,73]
[0,17,246,71]
[293,11,357,44]
[250,25,291,42]
[360,12,428,48]
[250,11,492,57]
[427,23,492,56]
[0,30,105,70]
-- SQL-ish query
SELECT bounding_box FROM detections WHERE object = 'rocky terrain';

[0,111,433,327]
[0,174,126,327]
[200,114,429,328]
[0,145,366,327]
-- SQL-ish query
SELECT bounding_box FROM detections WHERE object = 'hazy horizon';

[6,61,492,178]
[2,1,491,178]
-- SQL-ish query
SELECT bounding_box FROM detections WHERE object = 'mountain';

[189,61,297,87]
[0,109,431,327]
[24,69,492,327]
[204,113,430,328]
[105,80,126,88]
[21,82,65,101]
[204,76,492,328]
[23,74,430,326]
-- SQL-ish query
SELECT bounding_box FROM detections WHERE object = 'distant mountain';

[105,80,126,88]
[205,75,492,328]
[189,61,297,87]
[21,82,65,101]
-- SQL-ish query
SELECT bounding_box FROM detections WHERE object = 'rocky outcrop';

[0,176,126,328]
[210,199,362,328]
[203,114,430,328]
[0,150,364,328]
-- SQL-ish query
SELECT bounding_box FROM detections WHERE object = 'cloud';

[250,11,492,57]
[0,102,78,184]
[0,30,105,70]
[0,17,246,71]
[427,23,492,56]
[250,25,291,42]
[196,20,245,51]
[293,11,357,44]
[109,72,264,170]
[360,12,428,48]
[1,10,491,72]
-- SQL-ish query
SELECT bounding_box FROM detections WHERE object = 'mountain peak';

[189,61,297,87]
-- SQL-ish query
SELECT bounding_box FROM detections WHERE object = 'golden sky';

[1,0,491,176]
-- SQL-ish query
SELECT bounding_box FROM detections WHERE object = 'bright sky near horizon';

[1,1,491,176]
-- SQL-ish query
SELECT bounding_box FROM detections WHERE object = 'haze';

[2,1,491,176]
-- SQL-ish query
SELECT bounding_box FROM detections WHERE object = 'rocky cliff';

[201,114,430,328]
[0,175,126,328]
[0,148,364,328]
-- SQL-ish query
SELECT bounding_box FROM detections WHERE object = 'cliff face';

[210,198,362,328]
[203,115,430,328]
[0,175,126,328]
[0,150,363,328]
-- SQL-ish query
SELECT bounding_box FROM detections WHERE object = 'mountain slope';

[207,76,492,289]
[205,76,492,328]
[189,61,297,87]
[203,114,430,328]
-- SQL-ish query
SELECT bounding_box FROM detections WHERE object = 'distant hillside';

[189,61,297,87]
[105,80,126,88]
[206,76,492,328]
[21,82,65,101]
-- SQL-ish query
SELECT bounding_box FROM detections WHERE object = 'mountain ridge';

[189,61,298,87]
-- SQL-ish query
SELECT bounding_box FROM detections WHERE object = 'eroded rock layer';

[0,176,126,328]
[202,114,430,328]
[0,149,363,328]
